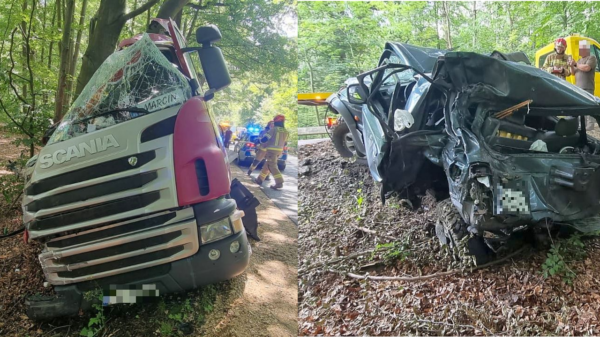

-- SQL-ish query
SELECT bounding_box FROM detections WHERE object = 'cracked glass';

[48,34,192,144]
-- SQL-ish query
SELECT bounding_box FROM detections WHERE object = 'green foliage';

[80,289,105,337]
[355,188,364,208]
[159,321,174,336]
[0,0,295,158]
[156,293,208,336]
[0,171,24,205]
[372,241,410,265]
[541,232,595,284]
[198,285,217,313]
[298,1,600,127]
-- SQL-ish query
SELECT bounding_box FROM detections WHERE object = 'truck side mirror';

[196,25,231,93]
[347,84,366,104]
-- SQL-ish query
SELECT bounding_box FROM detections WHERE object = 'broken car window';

[382,54,414,85]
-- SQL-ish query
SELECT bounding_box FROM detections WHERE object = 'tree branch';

[299,248,387,276]
[123,0,159,22]
[8,28,29,106]
[187,2,227,10]
[0,97,34,138]
[344,245,529,282]
[26,0,37,110]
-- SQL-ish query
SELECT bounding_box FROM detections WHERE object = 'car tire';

[435,198,492,266]
[332,122,356,158]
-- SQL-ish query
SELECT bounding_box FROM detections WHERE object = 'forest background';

[298,1,600,129]
[0,0,298,159]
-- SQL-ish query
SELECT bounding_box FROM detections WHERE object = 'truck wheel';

[278,163,286,172]
[332,122,356,158]
[434,199,492,266]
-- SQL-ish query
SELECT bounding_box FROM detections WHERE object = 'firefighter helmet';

[555,38,567,49]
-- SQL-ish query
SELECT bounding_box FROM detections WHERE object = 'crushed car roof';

[385,42,447,74]
[442,51,600,112]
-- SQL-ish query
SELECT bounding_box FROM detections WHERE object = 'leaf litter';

[298,141,600,336]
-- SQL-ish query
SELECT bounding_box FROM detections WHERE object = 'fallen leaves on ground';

[298,142,600,336]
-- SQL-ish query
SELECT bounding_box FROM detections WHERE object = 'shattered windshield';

[48,34,192,144]
[382,54,414,84]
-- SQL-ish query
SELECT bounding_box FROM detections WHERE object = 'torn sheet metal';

[367,47,600,237]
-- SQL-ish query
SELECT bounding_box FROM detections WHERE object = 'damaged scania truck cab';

[23,20,255,319]
[358,47,600,261]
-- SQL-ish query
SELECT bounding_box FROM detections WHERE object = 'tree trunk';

[186,5,200,41]
[304,52,321,126]
[65,0,88,107]
[472,2,477,49]
[21,0,28,100]
[562,2,569,32]
[174,7,183,27]
[75,0,159,98]
[130,0,138,35]
[0,1,15,56]
[57,0,62,51]
[434,2,441,50]
[41,0,47,63]
[147,7,151,27]
[54,0,75,121]
[47,0,56,70]
[442,1,452,49]
[156,0,190,20]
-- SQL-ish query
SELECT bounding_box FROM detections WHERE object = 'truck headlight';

[200,218,232,244]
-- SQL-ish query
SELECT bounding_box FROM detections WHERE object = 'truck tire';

[332,122,356,158]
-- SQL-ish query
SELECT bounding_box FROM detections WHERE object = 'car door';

[361,49,416,182]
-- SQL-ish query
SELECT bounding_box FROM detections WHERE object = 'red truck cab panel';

[173,97,230,206]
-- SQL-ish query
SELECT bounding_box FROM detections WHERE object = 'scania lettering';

[38,134,120,168]
[22,19,259,320]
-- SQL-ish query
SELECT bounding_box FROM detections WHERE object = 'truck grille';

[29,191,161,231]
[40,209,199,285]
[23,145,180,240]
[26,151,156,196]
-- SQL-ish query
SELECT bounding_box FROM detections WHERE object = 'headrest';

[555,117,579,137]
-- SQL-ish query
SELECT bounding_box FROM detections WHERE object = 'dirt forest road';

[201,164,298,337]
[259,154,298,225]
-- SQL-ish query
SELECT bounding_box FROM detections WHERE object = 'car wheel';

[434,199,492,266]
[332,122,356,158]
[278,163,286,172]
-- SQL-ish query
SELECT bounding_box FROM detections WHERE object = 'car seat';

[537,117,580,152]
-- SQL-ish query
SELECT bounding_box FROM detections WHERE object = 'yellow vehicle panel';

[535,35,600,97]
[297,92,333,106]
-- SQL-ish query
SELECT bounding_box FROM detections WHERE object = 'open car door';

[357,44,446,191]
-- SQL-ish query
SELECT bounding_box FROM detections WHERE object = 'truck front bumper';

[26,198,251,320]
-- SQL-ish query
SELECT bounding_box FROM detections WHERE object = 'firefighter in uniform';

[542,38,572,80]
[247,120,274,177]
[254,115,288,190]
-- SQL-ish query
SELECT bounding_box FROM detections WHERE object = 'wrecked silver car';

[355,47,600,263]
